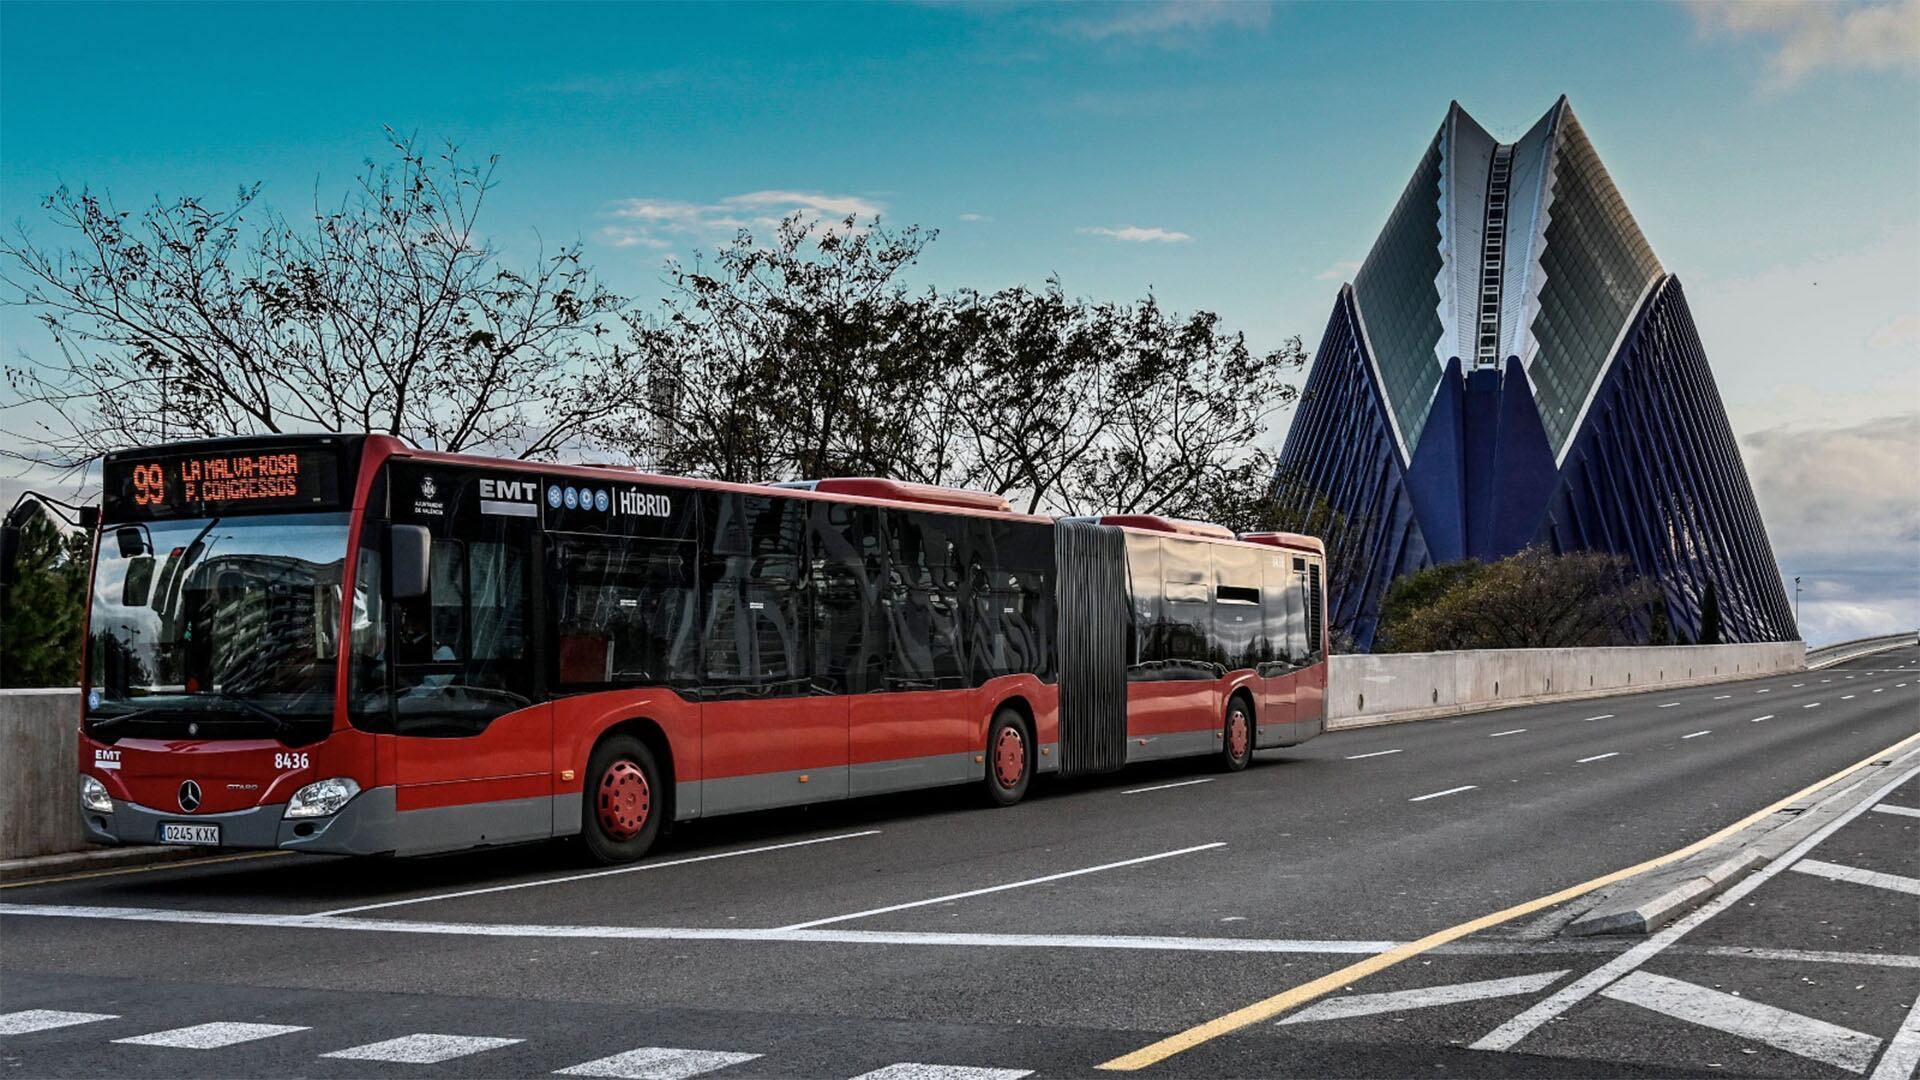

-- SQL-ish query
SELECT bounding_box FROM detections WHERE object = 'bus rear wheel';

[582,735,663,864]
[983,708,1032,807]
[1220,697,1253,772]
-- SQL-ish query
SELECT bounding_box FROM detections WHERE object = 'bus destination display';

[104,447,342,519]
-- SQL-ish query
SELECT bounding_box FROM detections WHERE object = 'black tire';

[581,735,664,864]
[1220,695,1254,772]
[982,708,1032,807]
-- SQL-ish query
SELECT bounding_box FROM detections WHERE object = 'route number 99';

[274,752,310,770]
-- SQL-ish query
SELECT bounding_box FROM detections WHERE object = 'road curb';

[0,844,205,885]
[1563,749,1915,936]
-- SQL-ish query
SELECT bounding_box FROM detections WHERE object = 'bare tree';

[1,130,626,467]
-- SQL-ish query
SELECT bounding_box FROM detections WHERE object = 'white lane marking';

[1472,759,1920,1053]
[0,1010,118,1035]
[1823,679,1833,683]
[115,1022,309,1049]
[848,1066,1033,1080]
[0,901,1415,953]
[1697,946,1920,969]
[1790,859,1920,897]
[1752,715,1775,723]
[1278,970,1568,1025]
[1576,752,1620,763]
[1122,778,1215,795]
[1345,749,1404,760]
[1409,785,1477,802]
[1488,729,1526,738]
[1658,702,1681,709]
[1793,683,1806,687]
[774,843,1224,931]
[1843,694,1858,700]
[1874,986,1920,1080]
[1713,695,1730,700]
[1599,971,1880,1073]
[317,831,881,917]
[1757,689,1771,693]
[1583,714,1614,721]
[1874,688,1885,693]
[1872,803,1920,819]
[555,1047,761,1079]
[1805,702,1823,709]
[323,1034,523,1064]
[1682,730,1711,739]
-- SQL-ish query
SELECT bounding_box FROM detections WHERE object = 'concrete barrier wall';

[1806,631,1915,670]
[0,689,85,860]
[1327,642,1806,730]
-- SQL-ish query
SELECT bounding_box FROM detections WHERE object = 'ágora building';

[1275,97,1796,651]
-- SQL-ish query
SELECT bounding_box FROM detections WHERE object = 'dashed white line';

[1793,683,1806,687]
[1752,715,1775,723]
[1681,730,1711,739]
[1279,970,1569,1025]
[1345,749,1404,760]
[1790,858,1920,897]
[849,1066,1033,1080]
[1756,688,1771,693]
[1121,778,1215,795]
[317,830,881,917]
[323,1034,524,1064]
[1576,753,1620,764]
[0,1010,118,1035]
[1598,971,1881,1073]
[115,1022,309,1049]
[555,1047,762,1079]
[1488,728,1526,737]
[1875,990,1920,1080]
[1657,702,1681,709]
[1874,688,1885,693]
[1409,785,1478,802]
[775,843,1224,930]
[1712,695,1730,700]
[1804,702,1823,709]
[1872,803,1920,819]
[1583,714,1614,721]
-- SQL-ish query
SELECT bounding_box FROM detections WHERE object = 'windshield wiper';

[204,691,300,737]
[84,708,155,735]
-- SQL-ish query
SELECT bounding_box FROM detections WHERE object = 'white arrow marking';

[1279,970,1569,1025]
[1599,971,1880,1073]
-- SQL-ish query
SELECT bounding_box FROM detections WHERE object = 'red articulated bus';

[77,435,1327,863]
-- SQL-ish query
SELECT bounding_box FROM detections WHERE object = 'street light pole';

[1794,575,1802,631]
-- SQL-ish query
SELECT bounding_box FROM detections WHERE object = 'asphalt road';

[3,647,1917,1079]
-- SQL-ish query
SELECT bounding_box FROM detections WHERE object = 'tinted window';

[809,500,885,694]
[1212,545,1263,670]
[1160,538,1215,670]
[703,494,809,696]
[965,517,1052,682]
[553,537,697,686]
[388,514,535,735]
[886,511,966,688]
[1124,531,1162,669]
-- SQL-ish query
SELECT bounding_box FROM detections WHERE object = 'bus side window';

[555,537,697,688]
[394,539,465,665]
[1160,537,1214,675]
[1124,531,1162,672]
[1288,557,1310,662]
[885,511,965,689]
[702,494,808,696]
[809,502,883,695]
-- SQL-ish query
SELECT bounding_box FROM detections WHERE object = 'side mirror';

[0,525,18,587]
[390,525,432,600]
[116,526,147,558]
[123,555,156,607]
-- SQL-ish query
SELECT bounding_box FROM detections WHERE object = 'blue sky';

[2,0,1916,643]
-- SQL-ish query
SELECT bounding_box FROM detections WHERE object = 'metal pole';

[1794,576,1801,630]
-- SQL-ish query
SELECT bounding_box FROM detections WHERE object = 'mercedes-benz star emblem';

[178,780,202,813]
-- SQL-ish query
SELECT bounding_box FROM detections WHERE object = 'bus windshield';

[87,512,355,735]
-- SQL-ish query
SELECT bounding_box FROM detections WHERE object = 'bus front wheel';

[1220,697,1253,773]
[582,735,664,864]
[982,708,1032,807]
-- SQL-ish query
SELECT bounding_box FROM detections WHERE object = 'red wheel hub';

[1228,710,1250,759]
[596,760,651,840]
[993,726,1025,789]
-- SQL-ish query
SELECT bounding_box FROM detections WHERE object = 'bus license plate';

[160,823,220,846]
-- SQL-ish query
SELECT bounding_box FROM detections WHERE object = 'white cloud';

[600,190,886,250]
[1869,314,1920,350]
[1078,225,1193,244]
[958,212,989,222]
[1065,0,1272,43]
[1688,0,1920,84]
[1314,259,1362,282]
[1740,414,1920,645]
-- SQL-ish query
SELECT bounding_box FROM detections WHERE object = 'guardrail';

[1805,631,1917,670]
[1327,642,1806,730]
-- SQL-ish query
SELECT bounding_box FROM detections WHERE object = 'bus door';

[850,509,973,793]
[386,474,553,843]
[1257,552,1299,747]
[699,494,849,813]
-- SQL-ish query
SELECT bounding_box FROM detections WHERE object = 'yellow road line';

[1097,727,1920,1071]
[0,850,291,890]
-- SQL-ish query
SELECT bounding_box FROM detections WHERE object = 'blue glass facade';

[1275,99,1796,651]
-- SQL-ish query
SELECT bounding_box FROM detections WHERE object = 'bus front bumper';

[82,785,401,857]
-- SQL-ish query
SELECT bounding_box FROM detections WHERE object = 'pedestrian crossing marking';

[322,1033,524,1063]
[556,1047,762,1079]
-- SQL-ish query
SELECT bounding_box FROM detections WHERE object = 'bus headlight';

[284,777,360,819]
[80,774,113,814]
